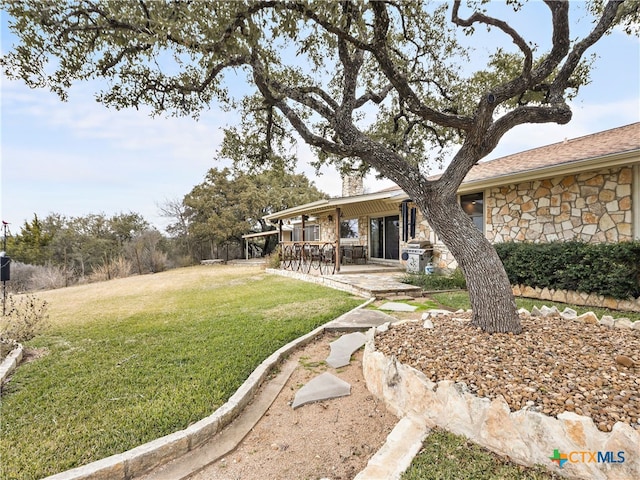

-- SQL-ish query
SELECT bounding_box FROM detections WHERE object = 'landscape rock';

[614,318,632,329]
[615,355,635,368]
[560,307,578,320]
[373,314,640,436]
[365,314,640,480]
[599,316,615,327]
[375,322,390,333]
[379,302,418,312]
[421,309,451,319]
[539,305,559,317]
[576,311,599,325]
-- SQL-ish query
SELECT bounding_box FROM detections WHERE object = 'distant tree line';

[4,212,168,292]
[3,167,325,292]
[161,167,326,262]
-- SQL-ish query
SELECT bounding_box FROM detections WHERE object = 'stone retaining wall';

[513,284,640,313]
[266,268,371,297]
[363,328,640,480]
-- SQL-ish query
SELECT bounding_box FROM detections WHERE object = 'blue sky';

[1,3,639,232]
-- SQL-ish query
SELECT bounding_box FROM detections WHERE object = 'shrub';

[89,257,132,282]
[4,262,72,293]
[402,268,467,291]
[4,261,38,293]
[495,240,640,300]
[0,293,49,345]
[265,245,282,269]
[28,264,71,291]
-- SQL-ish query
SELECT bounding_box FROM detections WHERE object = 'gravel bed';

[375,313,640,432]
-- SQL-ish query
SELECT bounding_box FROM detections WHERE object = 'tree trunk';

[416,191,521,334]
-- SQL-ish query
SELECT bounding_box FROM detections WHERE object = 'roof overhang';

[241,230,280,240]
[265,146,639,221]
[264,189,408,223]
[458,149,640,194]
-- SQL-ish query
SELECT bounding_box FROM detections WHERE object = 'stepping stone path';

[291,372,351,409]
[326,332,367,368]
[292,332,367,408]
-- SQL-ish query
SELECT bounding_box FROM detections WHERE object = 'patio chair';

[352,246,367,264]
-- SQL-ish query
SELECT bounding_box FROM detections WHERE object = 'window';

[460,192,484,232]
[340,219,359,239]
[292,224,319,242]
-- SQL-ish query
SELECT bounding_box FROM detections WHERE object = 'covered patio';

[263,188,409,274]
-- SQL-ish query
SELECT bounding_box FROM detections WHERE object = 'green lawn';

[403,429,558,480]
[0,266,362,480]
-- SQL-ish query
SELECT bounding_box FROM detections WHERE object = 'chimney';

[341,171,364,197]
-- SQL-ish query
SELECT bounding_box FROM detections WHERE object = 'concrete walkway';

[136,306,404,480]
[326,273,422,298]
[267,268,422,299]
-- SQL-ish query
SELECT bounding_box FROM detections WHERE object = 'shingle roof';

[267,123,640,221]
[463,122,640,183]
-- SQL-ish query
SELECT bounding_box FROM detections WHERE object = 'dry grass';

[36,265,266,327]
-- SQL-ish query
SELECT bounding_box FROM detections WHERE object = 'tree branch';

[452,0,533,79]
[551,0,623,99]
[370,1,474,130]
[354,84,394,108]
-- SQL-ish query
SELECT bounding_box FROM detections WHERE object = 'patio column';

[301,215,307,242]
[335,207,341,272]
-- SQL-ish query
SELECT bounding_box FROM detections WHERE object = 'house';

[264,122,640,272]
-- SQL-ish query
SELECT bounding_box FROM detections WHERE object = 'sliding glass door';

[369,215,400,260]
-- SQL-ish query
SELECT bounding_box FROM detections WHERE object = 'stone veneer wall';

[410,210,457,271]
[409,165,635,271]
[487,166,633,243]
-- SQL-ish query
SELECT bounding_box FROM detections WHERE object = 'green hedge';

[495,241,640,300]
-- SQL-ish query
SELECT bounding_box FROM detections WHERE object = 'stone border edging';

[41,298,374,480]
[362,325,640,480]
[0,343,24,384]
[266,268,371,297]
[513,284,640,313]
[354,415,429,480]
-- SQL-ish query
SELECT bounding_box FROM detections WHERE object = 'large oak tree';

[183,166,326,258]
[3,0,637,333]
